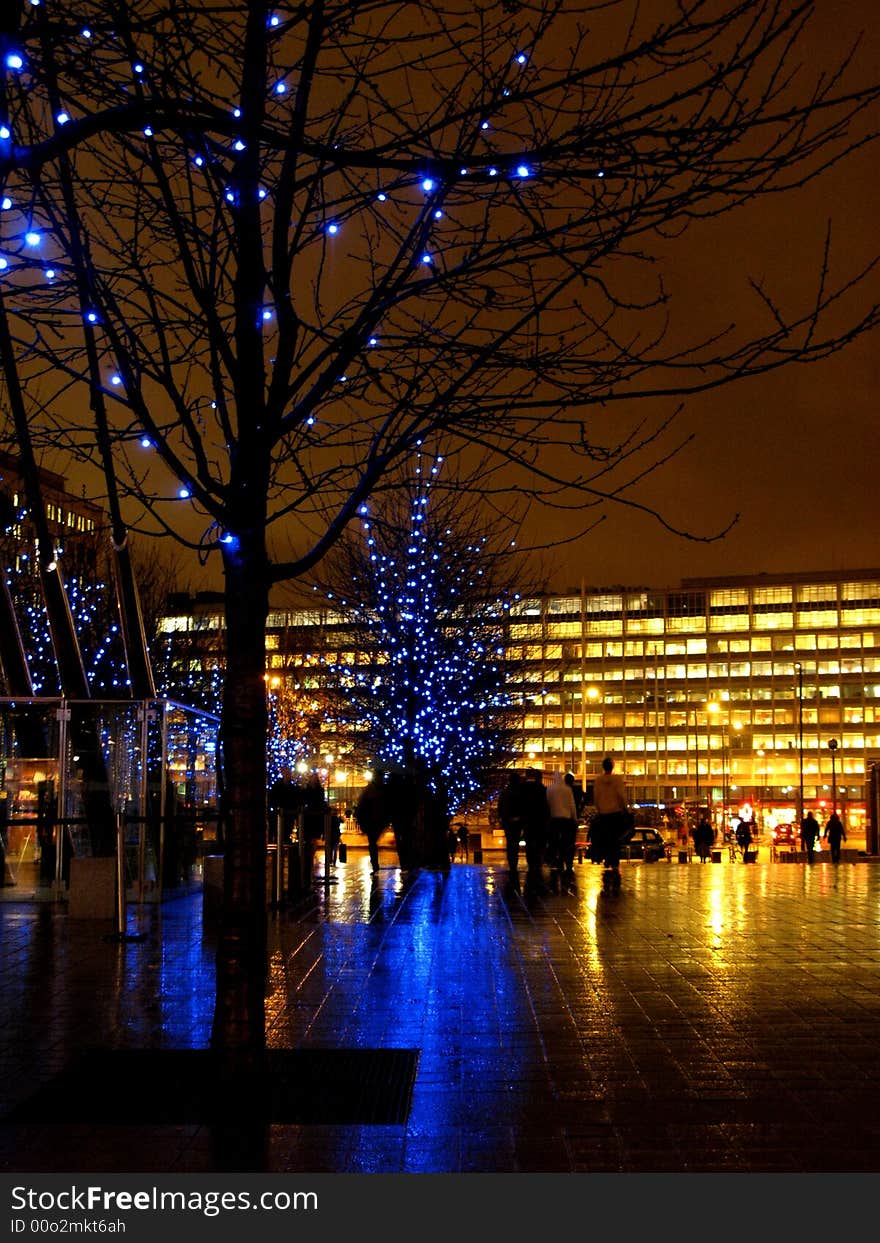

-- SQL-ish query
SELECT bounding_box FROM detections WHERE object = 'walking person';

[735,815,753,862]
[497,771,525,883]
[694,812,715,863]
[590,756,629,892]
[801,809,820,863]
[520,768,550,891]
[547,771,579,893]
[355,774,387,875]
[823,811,846,863]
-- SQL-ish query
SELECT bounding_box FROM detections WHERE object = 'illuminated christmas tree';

[314,451,526,815]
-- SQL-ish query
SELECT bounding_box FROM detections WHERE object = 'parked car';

[771,823,798,847]
[622,827,671,861]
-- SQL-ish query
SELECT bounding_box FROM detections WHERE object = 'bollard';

[103,812,145,943]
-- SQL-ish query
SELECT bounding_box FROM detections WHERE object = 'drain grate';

[4,1047,420,1126]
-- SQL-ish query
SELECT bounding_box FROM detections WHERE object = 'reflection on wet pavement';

[1,853,879,1171]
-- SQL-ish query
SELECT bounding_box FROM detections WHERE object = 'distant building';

[160,567,880,836]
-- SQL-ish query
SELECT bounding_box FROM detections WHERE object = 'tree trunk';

[210,534,270,1086]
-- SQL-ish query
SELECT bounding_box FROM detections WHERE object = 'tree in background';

[2,1,879,1074]
[310,451,530,832]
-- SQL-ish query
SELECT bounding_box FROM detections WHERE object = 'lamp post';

[690,704,701,816]
[828,738,839,814]
[707,701,722,828]
[794,663,804,829]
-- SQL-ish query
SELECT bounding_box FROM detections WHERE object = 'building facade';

[160,568,880,841]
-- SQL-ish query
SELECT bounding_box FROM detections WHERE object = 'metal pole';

[137,703,151,901]
[795,663,804,828]
[323,809,333,883]
[158,701,168,901]
[114,810,126,938]
[828,739,838,814]
[274,809,283,906]
[54,701,70,893]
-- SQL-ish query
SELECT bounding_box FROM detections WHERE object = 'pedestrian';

[800,810,820,863]
[300,772,329,884]
[590,756,630,891]
[823,811,846,863]
[354,774,387,874]
[694,812,715,863]
[735,816,753,862]
[547,771,579,892]
[457,822,470,861]
[519,768,550,890]
[447,825,459,862]
[497,771,525,881]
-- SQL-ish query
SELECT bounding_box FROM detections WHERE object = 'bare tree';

[1,1,878,1079]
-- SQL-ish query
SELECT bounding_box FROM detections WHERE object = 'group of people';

[799,809,847,862]
[497,757,631,893]
[353,766,451,874]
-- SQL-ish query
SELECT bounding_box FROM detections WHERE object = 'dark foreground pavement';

[1,851,879,1174]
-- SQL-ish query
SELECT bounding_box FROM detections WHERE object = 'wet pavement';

[1,848,879,1173]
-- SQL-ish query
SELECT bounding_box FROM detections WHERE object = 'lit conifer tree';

[313,451,528,815]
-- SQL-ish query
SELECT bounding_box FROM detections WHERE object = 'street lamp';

[794,662,804,829]
[707,701,722,826]
[827,738,839,814]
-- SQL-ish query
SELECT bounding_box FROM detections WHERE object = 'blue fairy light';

[109,374,122,386]
[56,112,71,126]
[82,27,91,38]
[597,170,605,178]
[0,128,11,141]
[140,437,152,448]
[368,337,378,346]
[488,167,498,177]
[275,82,287,95]
[178,487,190,499]
[143,126,154,137]
[44,268,55,280]
[5,54,24,71]
[481,121,489,130]
[85,310,99,323]
[133,63,144,75]
[25,231,41,247]
[516,164,530,178]
[225,189,236,203]
[515,53,528,64]
[193,155,204,167]
[262,308,273,321]
[233,139,246,151]
[258,187,267,199]
[0,257,8,271]
[1,197,10,210]
[326,222,339,234]
[434,209,443,219]
[421,178,435,192]
[233,108,242,119]
[269,13,280,26]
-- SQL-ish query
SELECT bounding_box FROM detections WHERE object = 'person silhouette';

[823,811,846,863]
[800,811,820,863]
